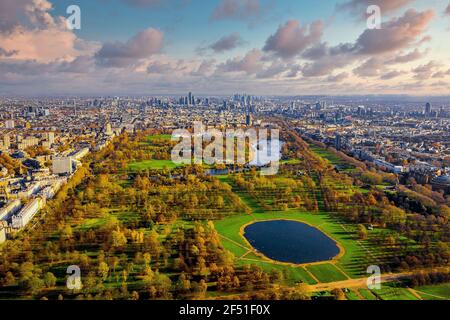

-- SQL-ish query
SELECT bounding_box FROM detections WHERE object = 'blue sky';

[0,0,449,96]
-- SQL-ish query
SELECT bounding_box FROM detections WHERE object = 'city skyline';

[0,0,450,96]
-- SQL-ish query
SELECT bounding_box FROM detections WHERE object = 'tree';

[43,272,57,288]
[357,224,368,240]
[98,261,109,281]
[331,288,346,300]
[111,229,127,248]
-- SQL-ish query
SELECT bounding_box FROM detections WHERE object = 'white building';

[373,159,405,174]
[0,226,5,244]
[0,199,22,222]
[5,120,15,129]
[17,181,42,199]
[71,148,89,161]
[11,198,42,229]
[52,157,73,175]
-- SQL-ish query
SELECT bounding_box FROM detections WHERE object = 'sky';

[0,0,449,96]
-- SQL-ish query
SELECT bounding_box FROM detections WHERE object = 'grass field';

[358,288,378,300]
[413,283,450,300]
[147,134,172,141]
[345,289,360,300]
[127,159,179,171]
[372,283,419,300]
[308,144,356,172]
[305,264,349,283]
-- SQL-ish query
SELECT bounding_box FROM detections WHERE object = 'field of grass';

[413,283,450,300]
[127,159,179,171]
[345,289,360,300]
[308,144,355,172]
[372,283,419,300]
[305,264,349,283]
[358,288,378,300]
[147,134,172,141]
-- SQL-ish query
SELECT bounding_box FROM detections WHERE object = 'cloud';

[209,33,244,53]
[353,57,385,77]
[300,43,355,77]
[217,48,263,74]
[326,72,349,82]
[445,4,450,16]
[386,49,426,64]
[354,9,434,55]
[412,61,440,79]
[95,28,164,68]
[263,20,324,59]
[256,60,288,79]
[380,70,404,80]
[0,47,18,57]
[0,0,25,32]
[337,0,414,19]
[0,0,98,63]
[210,0,261,21]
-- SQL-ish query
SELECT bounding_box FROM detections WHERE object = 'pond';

[243,220,340,264]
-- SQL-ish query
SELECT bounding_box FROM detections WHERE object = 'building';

[11,198,42,229]
[0,199,22,222]
[52,157,73,175]
[5,120,15,129]
[46,132,55,145]
[373,159,405,174]
[70,148,89,160]
[0,226,5,244]
[335,134,342,151]
[17,136,39,150]
[431,175,450,194]
[2,134,10,150]
[425,102,432,115]
[104,123,113,136]
[17,182,42,199]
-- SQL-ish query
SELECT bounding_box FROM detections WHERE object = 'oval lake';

[243,220,340,264]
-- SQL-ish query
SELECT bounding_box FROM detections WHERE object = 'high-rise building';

[188,92,192,105]
[335,134,342,150]
[425,102,432,115]
[52,157,73,175]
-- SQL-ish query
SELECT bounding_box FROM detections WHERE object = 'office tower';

[425,102,432,115]
[335,134,342,151]
[188,92,192,105]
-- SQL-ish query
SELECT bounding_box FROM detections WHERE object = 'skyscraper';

[188,92,192,105]
[425,102,432,115]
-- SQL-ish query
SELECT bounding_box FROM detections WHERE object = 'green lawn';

[345,289,360,300]
[413,283,450,300]
[127,159,179,171]
[147,134,172,141]
[305,264,349,283]
[372,283,419,300]
[358,289,378,300]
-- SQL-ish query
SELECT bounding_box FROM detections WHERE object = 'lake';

[243,220,340,264]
